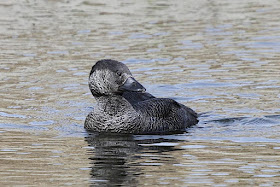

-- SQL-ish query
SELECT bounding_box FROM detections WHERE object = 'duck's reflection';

[85,133,183,186]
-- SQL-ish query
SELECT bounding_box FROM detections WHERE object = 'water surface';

[1,0,280,186]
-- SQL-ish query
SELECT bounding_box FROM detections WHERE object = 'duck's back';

[122,91,198,134]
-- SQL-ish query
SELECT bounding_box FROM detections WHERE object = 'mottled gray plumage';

[84,59,198,134]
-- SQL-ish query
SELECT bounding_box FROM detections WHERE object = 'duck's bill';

[119,77,146,92]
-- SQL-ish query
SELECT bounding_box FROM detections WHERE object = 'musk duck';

[84,59,198,134]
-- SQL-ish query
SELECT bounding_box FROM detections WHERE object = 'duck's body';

[84,59,198,134]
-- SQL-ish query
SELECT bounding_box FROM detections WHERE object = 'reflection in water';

[85,128,280,186]
[85,133,139,186]
[85,133,182,186]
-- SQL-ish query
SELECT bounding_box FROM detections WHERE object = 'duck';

[84,59,198,134]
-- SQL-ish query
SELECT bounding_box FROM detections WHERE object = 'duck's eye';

[116,71,122,76]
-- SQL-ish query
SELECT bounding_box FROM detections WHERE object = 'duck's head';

[89,59,146,96]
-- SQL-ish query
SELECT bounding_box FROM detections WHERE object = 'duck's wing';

[138,98,198,124]
[133,98,198,133]
[122,91,155,105]
[178,103,198,120]
[123,92,198,122]
[134,98,187,118]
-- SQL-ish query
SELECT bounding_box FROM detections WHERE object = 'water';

[1,0,280,186]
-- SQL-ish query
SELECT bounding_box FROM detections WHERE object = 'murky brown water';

[1,0,280,186]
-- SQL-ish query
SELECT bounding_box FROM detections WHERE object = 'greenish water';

[1,0,280,186]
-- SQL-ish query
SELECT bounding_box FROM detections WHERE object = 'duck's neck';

[94,94,132,115]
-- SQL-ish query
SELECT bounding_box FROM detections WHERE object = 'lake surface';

[1,0,280,186]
